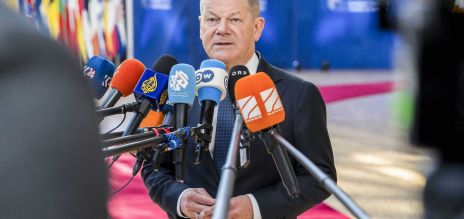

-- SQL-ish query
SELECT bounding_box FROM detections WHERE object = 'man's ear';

[199,16,204,40]
[254,17,265,42]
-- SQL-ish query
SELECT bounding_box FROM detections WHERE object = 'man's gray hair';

[200,0,261,17]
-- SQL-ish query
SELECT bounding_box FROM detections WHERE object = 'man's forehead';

[202,0,249,13]
[203,10,244,17]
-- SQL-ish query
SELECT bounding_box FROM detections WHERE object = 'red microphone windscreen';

[110,59,145,96]
[234,72,285,132]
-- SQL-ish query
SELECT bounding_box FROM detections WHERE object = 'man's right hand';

[180,188,215,219]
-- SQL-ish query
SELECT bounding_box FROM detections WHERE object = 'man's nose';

[216,20,230,35]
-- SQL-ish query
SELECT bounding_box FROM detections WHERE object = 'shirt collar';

[245,52,259,75]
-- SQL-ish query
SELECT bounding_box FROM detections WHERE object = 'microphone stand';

[103,135,167,157]
[268,129,370,219]
[101,127,173,147]
[96,102,139,118]
[212,111,243,219]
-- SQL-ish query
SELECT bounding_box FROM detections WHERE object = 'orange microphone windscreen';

[110,59,145,96]
[234,72,285,132]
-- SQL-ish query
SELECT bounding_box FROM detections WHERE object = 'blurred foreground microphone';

[168,64,196,179]
[228,65,251,168]
[194,59,228,164]
[99,58,145,109]
[83,56,115,99]
[0,5,107,217]
[235,72,300,199]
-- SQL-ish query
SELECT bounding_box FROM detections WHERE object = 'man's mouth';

[214,42,233,46]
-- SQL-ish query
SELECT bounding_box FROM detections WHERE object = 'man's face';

[199,0,264,69]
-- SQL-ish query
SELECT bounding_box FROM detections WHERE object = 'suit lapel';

[256,54,289,98]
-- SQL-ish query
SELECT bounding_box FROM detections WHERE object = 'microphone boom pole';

[212,113,243,219]
[269,130,370,219]
[103,135,167,158]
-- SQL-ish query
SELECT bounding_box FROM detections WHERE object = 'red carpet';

[108,81,393,218]
[319,82,393,104]
[108,155,349,219]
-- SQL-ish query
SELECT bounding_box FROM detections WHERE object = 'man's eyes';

[204,17,242,24]
[230,18,241,23]
[206,17,219,24]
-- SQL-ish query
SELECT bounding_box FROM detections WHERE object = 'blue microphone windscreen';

[196,59,228,104]
[83,56,115,99]
[133,69,170,108]
[200,59,226,70]
[168,64,196,106]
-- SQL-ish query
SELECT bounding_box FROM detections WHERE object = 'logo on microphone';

[101,75,112,88]
[231,70,248,77]
[142,75,158,94]
[237,96,262,122]
[195,70,215,84]
[159,90,168,105]
[83,66,96,79]
[170,70,189,91]
[224,76,229,90]
[260,88,283,115]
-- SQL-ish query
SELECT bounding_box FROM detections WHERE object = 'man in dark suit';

[0,4,108,218]
[142,0,336,218]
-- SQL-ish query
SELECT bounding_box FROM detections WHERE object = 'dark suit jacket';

[142,54,337,219]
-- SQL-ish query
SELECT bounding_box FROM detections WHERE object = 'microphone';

[194,59,228,164]
[83,56,115,99]
[160,102,174,126]
[235,73,369,218]
[168,63,196,179]
[123,55,177,173]
[128,55,177,135]
[228,65,252,168]
[98,58,145,109]
[235,72,300,199]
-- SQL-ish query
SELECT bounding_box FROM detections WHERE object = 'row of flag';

[6,0,127,64]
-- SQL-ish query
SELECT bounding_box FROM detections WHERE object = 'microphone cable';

[103,105,130,135]
[109,175,135,196]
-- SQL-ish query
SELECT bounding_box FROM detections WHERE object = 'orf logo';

[196,70,215,84]
[170,70,189,91]
[231,70,248,77]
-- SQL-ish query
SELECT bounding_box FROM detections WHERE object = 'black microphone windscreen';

[228,65,250,104]
[152,54,179,75]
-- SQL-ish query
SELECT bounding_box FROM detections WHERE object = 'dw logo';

[170,70,189,92]
[196,70,215,84]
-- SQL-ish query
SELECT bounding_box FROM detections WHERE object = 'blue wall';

[134,0,394,69]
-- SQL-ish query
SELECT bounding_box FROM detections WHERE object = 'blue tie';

[213,95,235,173]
